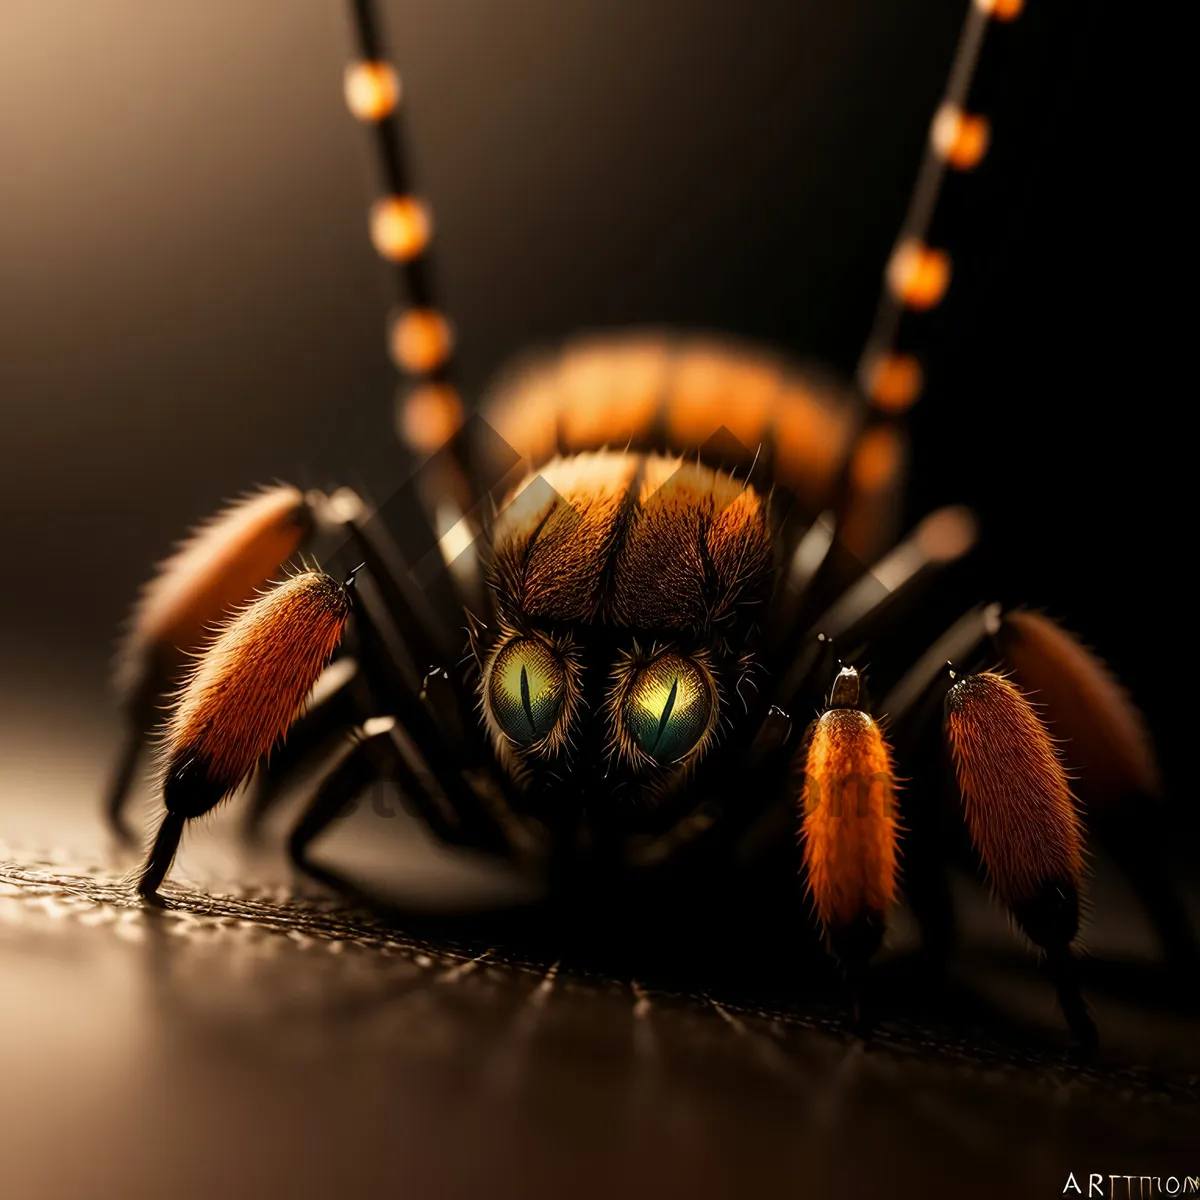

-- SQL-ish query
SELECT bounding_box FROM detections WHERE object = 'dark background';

[0,0,1181,796]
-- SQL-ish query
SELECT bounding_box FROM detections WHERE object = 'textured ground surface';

[2,834,1198,1200]
[1,679,1197,1199]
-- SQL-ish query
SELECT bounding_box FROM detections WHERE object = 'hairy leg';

[943,668,1096,1047]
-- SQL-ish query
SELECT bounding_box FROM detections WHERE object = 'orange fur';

[664,345,780,447]
[998,611,1160,806]
[118,486,309,696]
[799,709,899,929]
[613,456,771,630]
[162,571,349,799]
[770,375,856,500]
[480,332,856,506]
[492,452,640,623]
[945,671,1083,905]
[557,337,667,447]
[485,357,560,467]
[491,451,771,631]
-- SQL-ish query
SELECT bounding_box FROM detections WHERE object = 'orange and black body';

[117,346,1158,1048]
[101,0,1188,1050]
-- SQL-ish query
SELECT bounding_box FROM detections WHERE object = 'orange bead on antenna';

[369,195,432,262]
[388,308,454,375]
[974,0,1024,20]
[850,424,902,493]
[866,353,924,413]
[397,382,464,453]
[887,239,951,311]
[344,60,401,122]
[931,104,991,171]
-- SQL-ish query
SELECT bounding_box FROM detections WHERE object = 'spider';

[102,0,1186,1048]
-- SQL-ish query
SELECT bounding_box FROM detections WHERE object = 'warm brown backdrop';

[0,5,1193,1198]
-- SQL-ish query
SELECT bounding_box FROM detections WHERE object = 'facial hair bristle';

[799,708,899,938]
[117,485,310,698]
[159,571,349,815]
[945,671,1083,908]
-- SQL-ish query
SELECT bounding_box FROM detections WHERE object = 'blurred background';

[1,2,1193,1197]
[0,0,1180,782]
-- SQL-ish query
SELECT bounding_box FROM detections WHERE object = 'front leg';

[138,570,352,902]
[242,657,364,841]
[796,664,900,1020]
[107,485,314,840]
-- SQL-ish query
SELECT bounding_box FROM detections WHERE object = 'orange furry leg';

[138,570,350,902]
[996,611,1159,808]
[997,612,1194,967]
[798,667,899,968]
[481,332,856,508]
[118,485,312,695]
[945,671,1083,924]
[944,669,1096,1046]
[106,486,312,838]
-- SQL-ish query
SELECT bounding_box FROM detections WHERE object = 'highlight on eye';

[487,637,568,748]
[618,652,716,766]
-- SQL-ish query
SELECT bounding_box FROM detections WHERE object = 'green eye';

[623,654,714,764]
[488,638,566,747]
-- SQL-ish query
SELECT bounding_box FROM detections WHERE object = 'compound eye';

[623,653,714,765]
[488,638,566,747]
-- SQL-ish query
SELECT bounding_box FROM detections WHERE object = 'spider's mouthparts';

[829,665,861,709]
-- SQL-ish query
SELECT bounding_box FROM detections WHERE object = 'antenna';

[856,0,1025,416]
[343,0,464,459]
